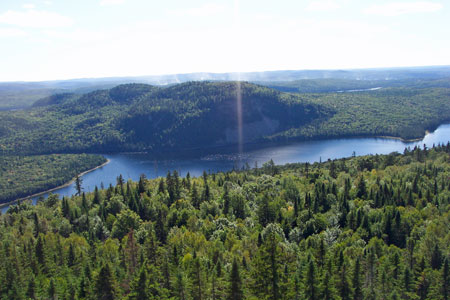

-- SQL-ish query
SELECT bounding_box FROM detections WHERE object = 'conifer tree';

[75,175,83,196]
[352,257,362,300]
[26,276,36,300]
[129,267,148,300]
[175,269,187,300]
[227,258,243,300]
[339,263,352,300]
[305,258,318,300]
[443,258,449,300]
[95,264,116,300]
[190,251,204,300]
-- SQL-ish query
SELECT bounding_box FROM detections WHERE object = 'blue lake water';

[2,124,450,213]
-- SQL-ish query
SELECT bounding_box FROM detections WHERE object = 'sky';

[0,0,449,81]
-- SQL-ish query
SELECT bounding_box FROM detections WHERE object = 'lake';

[2,123,450,213]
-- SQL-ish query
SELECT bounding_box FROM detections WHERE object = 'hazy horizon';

[1,63,450,84]
[1,0,450,81]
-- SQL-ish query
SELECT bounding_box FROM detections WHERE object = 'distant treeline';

[0,81,449,155]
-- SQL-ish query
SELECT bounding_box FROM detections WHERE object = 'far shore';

[0,158,111,211]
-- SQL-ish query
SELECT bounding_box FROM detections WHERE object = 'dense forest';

[0,81,449,155]
[0,154,106,204]
[260,77,450,93]
[1,144,449,299]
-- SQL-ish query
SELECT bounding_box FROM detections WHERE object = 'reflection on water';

[2,124,450,213]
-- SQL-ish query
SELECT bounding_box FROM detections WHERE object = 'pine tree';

[227,258,244,300]
[430,244,442,270]
[416,272,429,300]
[443,258,449,300]
[190,251,204,300]
[48,279,56,300]
[93,186,101,204]
[68,243,75,267]
[403,267,412,297]
[305,258,318,300]
[175,269,187,300]
[79,276,90,299]
[250,228,283,300]
[35,235,45,266]
[352,257,362,300]
[26,276,36,300]
[356,175,366,199]
[192,183,200,209]
[138,174,146,194]
[95,264,116,300]
[339,263,352,300]
[158,178,165,194]
[223,186,230,215]
[129,267,148,300]
[75,175,83,196]
[321,260,338,300]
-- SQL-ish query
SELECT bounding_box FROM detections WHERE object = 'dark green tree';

[95,264,116,300]
[75,175,83,196]
[227,258,243,300]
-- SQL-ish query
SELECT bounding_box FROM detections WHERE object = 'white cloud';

[364,1,443,16]
[169,3,226,17]
[22,3,36,9]
[100,0,125,6]
[0,10,73,28]
[306,0,341,11]
[0,28,27,37]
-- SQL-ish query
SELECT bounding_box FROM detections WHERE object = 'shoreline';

[99,128,443,160]
[0,158,111,210]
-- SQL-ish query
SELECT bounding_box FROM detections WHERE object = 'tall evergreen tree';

[95,264,116,300]
[304,258,318,300]
[443,258,449,300]
[129,267,149,300]
[339,263,352,300]
[227,258,243,300]
[75,175,83,196]
[352,257,362,300]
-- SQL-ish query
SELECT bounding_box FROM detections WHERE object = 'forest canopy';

[1,144,449,299]
[0,154,106,204]
[0,82,449,155]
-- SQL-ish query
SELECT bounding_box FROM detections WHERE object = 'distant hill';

[0,82,331,155]
[260,77,450,93]
[1,65,450,109]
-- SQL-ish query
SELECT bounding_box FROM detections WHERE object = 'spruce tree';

[129,267,148,300]
[339,263,352,300]
[305,258,317,300]
[75,175,83,196]
[95,264,116,300]
[352,257,362,300]
[443,258,449,300]
[227,258,243,300]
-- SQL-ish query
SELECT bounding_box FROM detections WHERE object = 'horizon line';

[1,63,450,84]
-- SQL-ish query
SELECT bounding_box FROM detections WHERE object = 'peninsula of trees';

[0,154,106,204]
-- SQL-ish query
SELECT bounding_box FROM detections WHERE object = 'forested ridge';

[1,144,449,299]
[0,154,106,204]
[0,81,449,155]
[260,77,450,93]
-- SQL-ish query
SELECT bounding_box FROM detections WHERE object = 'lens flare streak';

[236,80,243,155]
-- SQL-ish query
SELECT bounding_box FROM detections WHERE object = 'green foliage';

[1,82,449,156]
[0,153,106,204]
[0,144,449,299]
[0,82,328,155]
